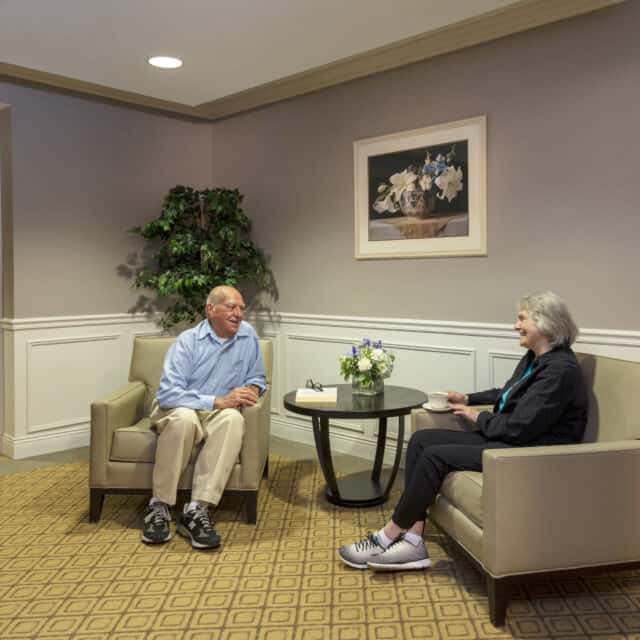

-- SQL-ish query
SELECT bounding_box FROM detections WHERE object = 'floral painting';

[354,116,486,259]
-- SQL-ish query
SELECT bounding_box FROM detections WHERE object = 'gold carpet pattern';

[1,457,639,639]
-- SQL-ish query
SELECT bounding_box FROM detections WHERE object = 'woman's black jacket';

[467,345,588,446]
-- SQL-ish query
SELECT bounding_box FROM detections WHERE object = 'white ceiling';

[0,0,525,106]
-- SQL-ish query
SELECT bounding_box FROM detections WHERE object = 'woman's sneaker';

[367,537,431,571]
[141,502,172,544]
[338,532,386,569]
[176,504,221,550]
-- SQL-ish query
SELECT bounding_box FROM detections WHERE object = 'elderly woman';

[339,291,588,571]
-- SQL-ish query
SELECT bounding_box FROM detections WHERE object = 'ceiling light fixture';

[148,56,183,69]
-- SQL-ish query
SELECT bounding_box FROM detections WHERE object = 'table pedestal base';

[313,414,405,508]
[325,470,395,507]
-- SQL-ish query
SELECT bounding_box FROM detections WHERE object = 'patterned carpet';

[1,456,639,639]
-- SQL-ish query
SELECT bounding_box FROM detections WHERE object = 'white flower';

[371,348,385,362]
[388,169,418,200]
[378,361,388,375]
[435,166,464,202]
[358,357,372,372]
[373,193,399,213]
[419,174,432,191]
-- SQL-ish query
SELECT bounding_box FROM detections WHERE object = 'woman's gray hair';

[519,291,579,347]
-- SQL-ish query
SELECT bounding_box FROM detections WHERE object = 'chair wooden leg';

[486,575,511,627]
[263,458,269,479]
[245,491,258,524]
[89,489,105,523]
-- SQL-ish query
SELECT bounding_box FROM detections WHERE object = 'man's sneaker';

[141,502,171,544]
[367,537,432,571]
[176,504,221,550]
[338,532,387,569]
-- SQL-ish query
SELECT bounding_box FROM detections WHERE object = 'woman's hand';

[447,391,468,405]
[449,404,480,423]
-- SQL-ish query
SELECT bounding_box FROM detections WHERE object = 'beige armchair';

[412,353,640,626]
[90,337,272,524]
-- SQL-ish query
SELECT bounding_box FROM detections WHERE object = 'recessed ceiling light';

[148,56,183,69]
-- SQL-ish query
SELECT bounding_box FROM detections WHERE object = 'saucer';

[422,402,452,413]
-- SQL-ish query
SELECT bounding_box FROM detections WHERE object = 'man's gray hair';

[206,285,233,307]
[519,291,578,347]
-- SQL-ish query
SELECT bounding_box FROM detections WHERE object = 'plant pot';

[352,377,384,396]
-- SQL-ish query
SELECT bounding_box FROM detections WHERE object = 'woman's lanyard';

[498,363,534,412]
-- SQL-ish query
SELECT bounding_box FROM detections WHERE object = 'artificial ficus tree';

[131,185,275,329]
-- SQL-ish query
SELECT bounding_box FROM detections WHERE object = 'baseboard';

[2,425,89,459]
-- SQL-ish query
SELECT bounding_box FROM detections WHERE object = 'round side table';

[284,384,427,507]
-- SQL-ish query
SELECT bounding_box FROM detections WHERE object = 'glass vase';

[352,377,384,396]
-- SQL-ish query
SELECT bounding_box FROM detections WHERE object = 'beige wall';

[0,83,213,318]
[1,2,638,330]
[0,102,11,318]
[0,104,8,440]
[211,1,639,330]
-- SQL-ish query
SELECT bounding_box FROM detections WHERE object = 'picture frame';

[354,115,486,259]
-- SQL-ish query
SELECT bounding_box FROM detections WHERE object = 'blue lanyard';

[498,363,533,412]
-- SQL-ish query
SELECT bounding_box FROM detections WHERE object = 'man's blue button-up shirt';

[156,319,266,411]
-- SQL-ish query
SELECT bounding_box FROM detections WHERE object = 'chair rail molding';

[2,310,639,460]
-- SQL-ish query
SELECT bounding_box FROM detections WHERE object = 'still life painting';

[354,116,486,259]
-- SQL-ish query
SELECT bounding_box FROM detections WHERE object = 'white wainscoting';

[251,312,640,466]
[1,311,639,461]
[1,314,162,458]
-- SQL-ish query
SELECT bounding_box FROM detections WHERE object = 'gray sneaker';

[141,502,172,544]
[338,532,386,569]
[367,537,432,571]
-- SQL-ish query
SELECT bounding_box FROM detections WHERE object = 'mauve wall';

[0,83,213,318]
[211,2,640,330]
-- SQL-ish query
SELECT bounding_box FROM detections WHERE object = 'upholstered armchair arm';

[482,440,640,576]
[90,382,147,486]
[240,388,272,488]
[412,406,493,432]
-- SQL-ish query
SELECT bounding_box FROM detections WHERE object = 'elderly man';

[142,285,266,549]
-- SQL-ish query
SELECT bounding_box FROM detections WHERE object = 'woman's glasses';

[305,379,324,392]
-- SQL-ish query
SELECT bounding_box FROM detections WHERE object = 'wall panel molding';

[2,314,162,458]
[2,310,639,460]
[255,311,640,461]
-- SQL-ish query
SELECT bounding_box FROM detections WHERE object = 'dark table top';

[283,384,428,419]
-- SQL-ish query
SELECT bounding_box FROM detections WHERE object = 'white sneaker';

[338,532,386,569]
[367,537,431,571]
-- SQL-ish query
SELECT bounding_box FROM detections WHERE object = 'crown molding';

[0,0,623,122]
[197,0,623,120]
[0,62,210,121]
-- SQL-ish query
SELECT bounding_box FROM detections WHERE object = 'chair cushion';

[110,417,242,465]
[110,418,157,463]
[439,470,484,528]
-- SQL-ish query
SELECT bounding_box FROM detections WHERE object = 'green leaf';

[129,184,276,327]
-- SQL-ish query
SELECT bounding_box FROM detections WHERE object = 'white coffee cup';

[429,391,449,410]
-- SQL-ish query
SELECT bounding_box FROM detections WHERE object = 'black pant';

[391,429,513,529]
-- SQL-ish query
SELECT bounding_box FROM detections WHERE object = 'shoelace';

[191,506,213,530]
[354,532,382,552]
[147,504,169,527]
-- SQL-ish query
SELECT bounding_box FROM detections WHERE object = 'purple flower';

[352,346,357,356]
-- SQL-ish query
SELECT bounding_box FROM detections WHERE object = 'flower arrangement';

[339,339,395,393]
[373,144,464,215]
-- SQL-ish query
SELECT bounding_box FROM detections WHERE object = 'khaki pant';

[150,401,245,506]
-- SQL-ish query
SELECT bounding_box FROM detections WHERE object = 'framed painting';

[354,115,486,259]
